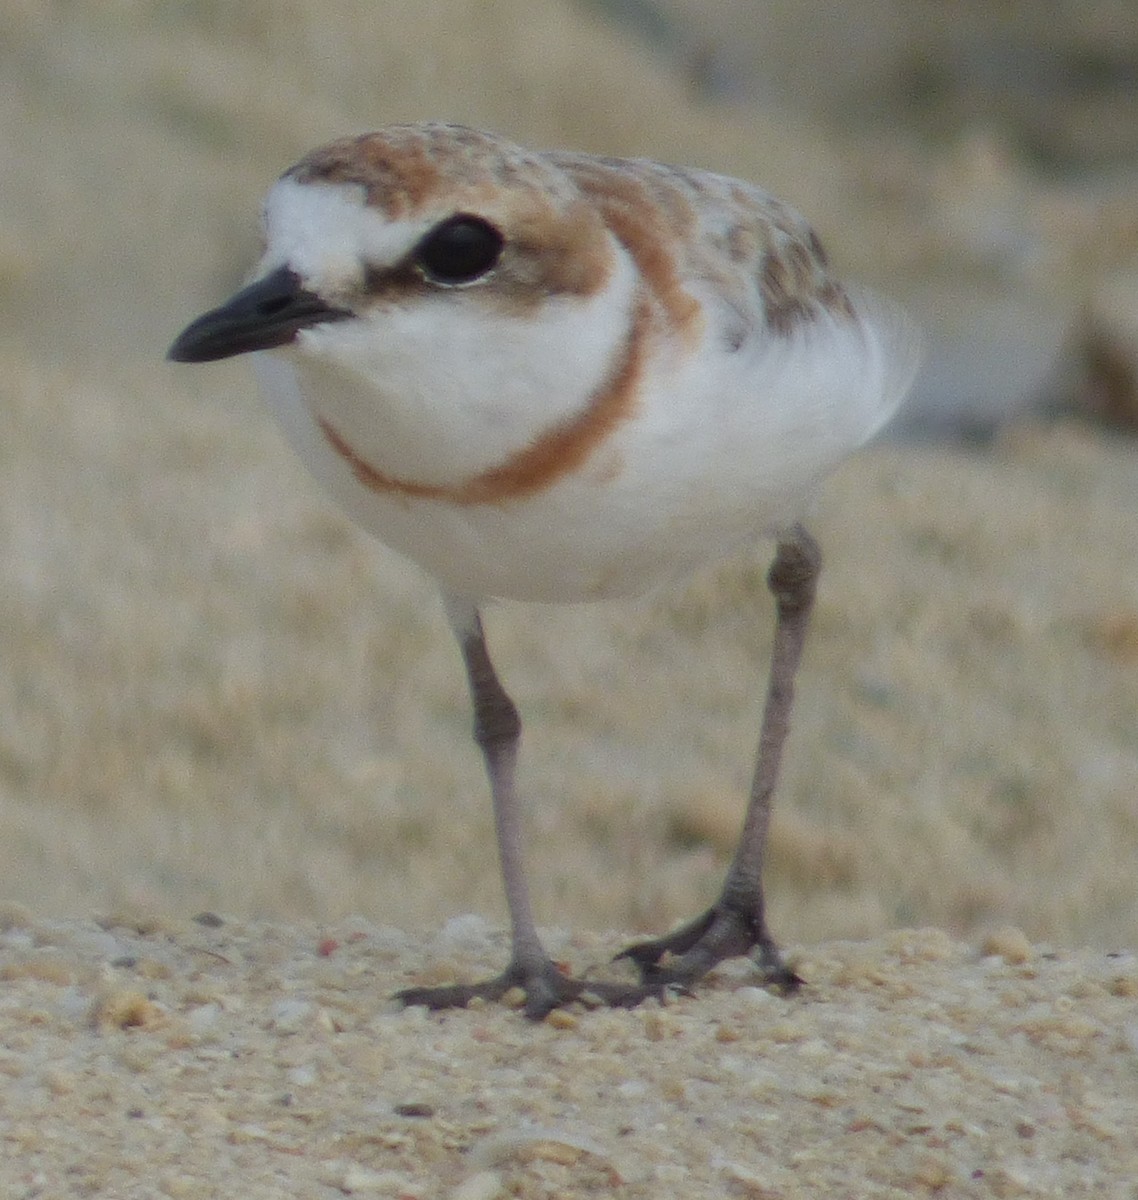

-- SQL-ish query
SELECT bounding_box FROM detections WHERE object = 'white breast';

[252,287,917,603]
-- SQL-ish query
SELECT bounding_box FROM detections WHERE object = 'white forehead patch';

[260,179,429,292]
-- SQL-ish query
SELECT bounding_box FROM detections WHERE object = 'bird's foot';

[616,902,802,993]
[397,956,676,1021]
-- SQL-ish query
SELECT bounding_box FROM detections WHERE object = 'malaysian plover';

[169,123,919,1018]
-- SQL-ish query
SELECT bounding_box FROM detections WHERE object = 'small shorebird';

[169,123,919,1017]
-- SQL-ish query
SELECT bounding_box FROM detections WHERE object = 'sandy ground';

[2,909,1137,1198]
[2,4,1137,1197]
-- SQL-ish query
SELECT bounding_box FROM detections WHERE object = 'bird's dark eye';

[413,215,504,285]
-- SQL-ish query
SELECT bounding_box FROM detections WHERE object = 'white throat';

[258,245,639,488]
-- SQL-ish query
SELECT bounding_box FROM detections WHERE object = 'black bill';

[167,265,352,363]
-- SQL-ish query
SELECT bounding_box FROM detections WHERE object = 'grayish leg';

[618,524,822,989]
[447,596,546,969]
[397,596,666,1018]
[401,525,819,1014]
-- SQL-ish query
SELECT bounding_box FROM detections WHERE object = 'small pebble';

[90,988,163,1030]
[449,1171,504,1200]
[981,927,1033,965]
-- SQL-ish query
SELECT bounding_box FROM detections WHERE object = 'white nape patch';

[259,179,430,297]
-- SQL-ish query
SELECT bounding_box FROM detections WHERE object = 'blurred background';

[1,1,1135,952]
